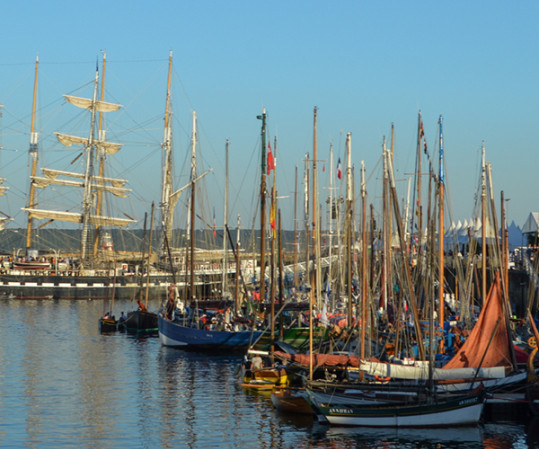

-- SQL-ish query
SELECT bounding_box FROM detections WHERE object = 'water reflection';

[0,298,537,448]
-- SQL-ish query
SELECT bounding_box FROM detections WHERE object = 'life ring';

[375,375,391,383]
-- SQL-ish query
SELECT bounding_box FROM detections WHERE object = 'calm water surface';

[1,298,538,448]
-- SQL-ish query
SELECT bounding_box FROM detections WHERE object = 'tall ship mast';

[23,63,135,264]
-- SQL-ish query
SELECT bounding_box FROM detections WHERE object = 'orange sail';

[443,273,513,371]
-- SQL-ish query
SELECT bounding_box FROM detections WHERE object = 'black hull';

[99,318,118,333]
[0,274,172,300]
[120,310,158,333]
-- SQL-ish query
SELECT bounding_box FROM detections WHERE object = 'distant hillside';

[0,228,305,255]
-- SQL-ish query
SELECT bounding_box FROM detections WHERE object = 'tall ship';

[0,56,172,300]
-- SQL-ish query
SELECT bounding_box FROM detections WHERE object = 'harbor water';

[2,297,539,449]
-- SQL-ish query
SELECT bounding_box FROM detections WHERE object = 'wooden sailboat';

[120,203,159,333]
[306,386,485,427]
[157,110,262,351]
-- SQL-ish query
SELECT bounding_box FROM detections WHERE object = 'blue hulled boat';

[158,311,262,351]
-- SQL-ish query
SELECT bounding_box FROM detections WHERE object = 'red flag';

[337,158,342,180]
[267,142,275,175]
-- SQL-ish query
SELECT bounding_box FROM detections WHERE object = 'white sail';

[64,95,122,112]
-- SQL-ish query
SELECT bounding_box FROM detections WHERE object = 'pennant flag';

[420,120,425,139]
[337,158,342,180]
[323,164,325,172]
[267,141,275,175]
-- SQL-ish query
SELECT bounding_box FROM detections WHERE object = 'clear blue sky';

[0,1,537,237]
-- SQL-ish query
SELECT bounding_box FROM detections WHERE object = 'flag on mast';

[337,158,342,180]
[267,141,275,175]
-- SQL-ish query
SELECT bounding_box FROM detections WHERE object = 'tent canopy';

[522,212,539,234]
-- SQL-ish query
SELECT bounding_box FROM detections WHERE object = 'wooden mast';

[293,166,298,288]
[80,66,101,261]
[222,139,230,295]
[270,136,277,347]
[257,108,267,312]
[386,140,425,360]
[360,160,368,361]
[235,214,241,315]
[160,51,174,253]
[144,202,155,308]
[481,142,487,305]
[93,52,108,257]
[312,107,322,310]
[345,132,353,327]
[189,112,197,302]
[437,115,445,351]
[25,56,39,251]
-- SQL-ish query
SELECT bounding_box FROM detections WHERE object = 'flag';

[337,158,342,180]
[269,201,276,237]
[212,208,217,238]
[267,141,275,175]
[420,120,425,139]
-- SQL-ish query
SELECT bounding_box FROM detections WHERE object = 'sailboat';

[157,110,262,351]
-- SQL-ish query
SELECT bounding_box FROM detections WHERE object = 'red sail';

[443,273,513,370]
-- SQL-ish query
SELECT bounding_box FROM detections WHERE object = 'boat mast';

[144,202,155,307]
[93,52,108,258]
[270,136,277,346]
[256,108,267,311]
[438,115,445,351]
[160,51,174,252]
[328,143,334,307]
[312,107,322,310]
[345,132,353,327]
[25,56,39,251]
[189,111,197,301]
[360,160,368,361]
[80,65,101,262]
[235,214,241,314]
[481,142,487,305]
[293,166,298,288]
[222,139,229,295]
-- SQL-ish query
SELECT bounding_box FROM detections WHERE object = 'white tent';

[522,212,539,234]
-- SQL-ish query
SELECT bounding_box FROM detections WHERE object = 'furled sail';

[41,168,127,187]
[64,95,122,113]
[31,176,130,197]
[0,178,7,197]
[55,132,122,155]
[24,207,134,227]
